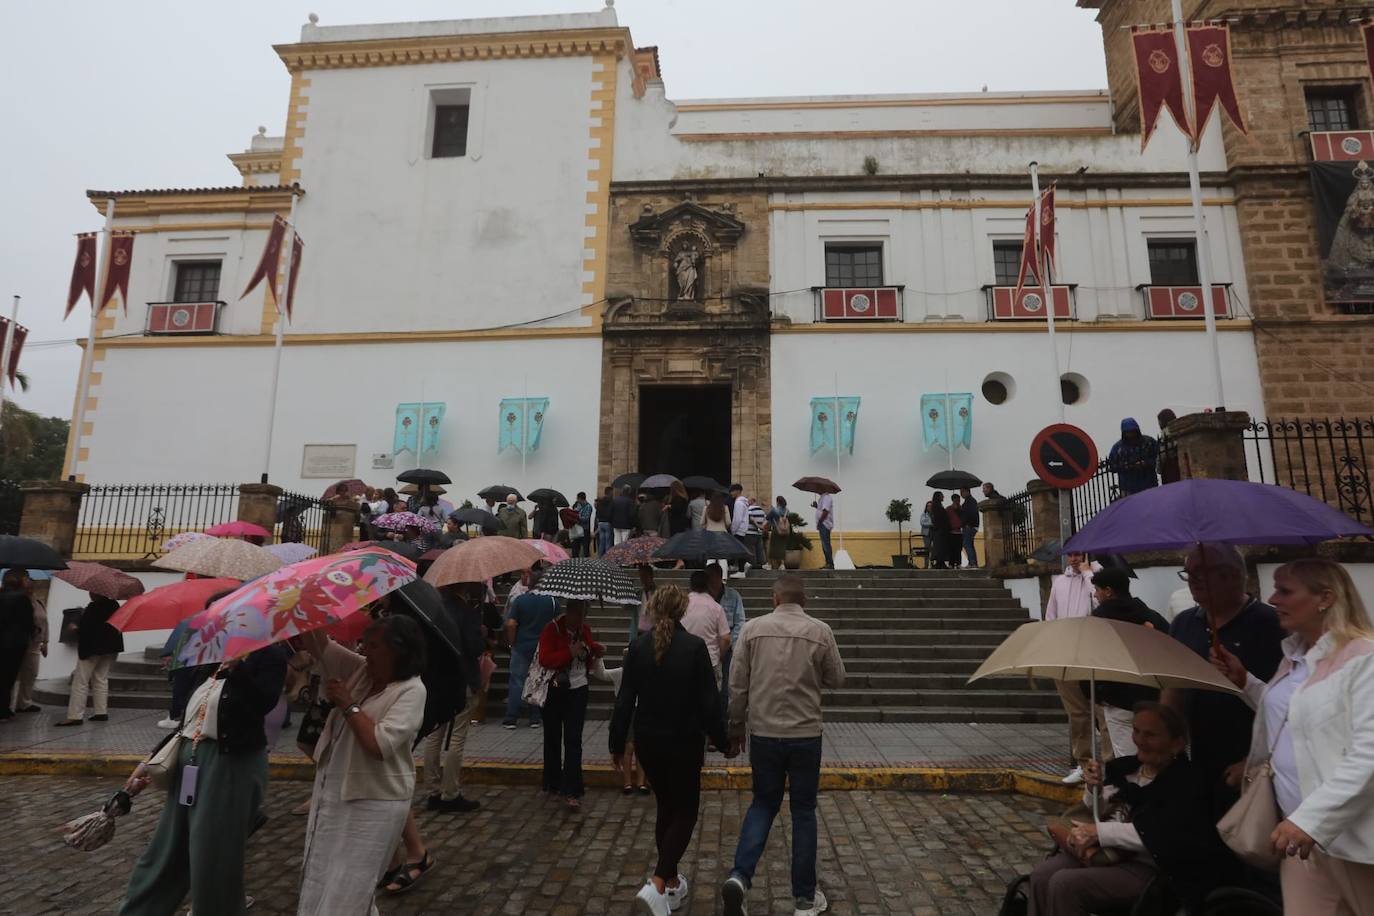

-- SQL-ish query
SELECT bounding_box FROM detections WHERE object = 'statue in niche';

[673,246,700,301]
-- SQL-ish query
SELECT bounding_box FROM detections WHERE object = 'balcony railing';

[145,300,224,336]
[982,284,1076,322]
[1310,130,1374,162]
[1137,284,1230,320]
[811,286,904,322]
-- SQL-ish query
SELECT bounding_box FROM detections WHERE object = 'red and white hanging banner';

[1187,23,1246,136]
[66,233,98,319]
[0,317,29,387]
[1131,26,1190,149]
[284,234,304,321]
[1039,185,1057,275]
[1013,205,1039,303]
[1311,131,1374,162]
[240,215,288,304]
[820,287,899,320]
[99,232,136,314]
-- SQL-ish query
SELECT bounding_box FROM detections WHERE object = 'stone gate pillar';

[1169,411,1251,481]
[237,483,282,539]
[20,480,90,558]
[322,498,360,553]
[978,496,1012,568]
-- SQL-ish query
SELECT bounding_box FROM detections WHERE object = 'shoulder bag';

[521,649,557,708]
[1217,719,1286,869]
[143,731,182,792]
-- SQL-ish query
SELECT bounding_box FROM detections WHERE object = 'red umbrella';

[326,609,374,646]
[54,561,146,600]
[206,520,272,539]
[109,578,240,632]
[323,479,367,500]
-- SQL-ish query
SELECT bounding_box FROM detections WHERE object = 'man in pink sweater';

[1044,552,1106,785]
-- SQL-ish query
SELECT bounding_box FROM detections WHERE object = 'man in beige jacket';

[722,573,845,916]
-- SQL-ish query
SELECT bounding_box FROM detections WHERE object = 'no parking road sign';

[1030,424,1099,489]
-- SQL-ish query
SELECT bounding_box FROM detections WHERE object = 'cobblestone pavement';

[0,706,1072,776]
[16,775,1058,915]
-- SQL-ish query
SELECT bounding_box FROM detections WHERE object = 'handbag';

[144,732,182,792]
[521,651,557,708]
[1217,720,1286,870]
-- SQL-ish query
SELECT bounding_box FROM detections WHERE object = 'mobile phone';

[179,763,199,807]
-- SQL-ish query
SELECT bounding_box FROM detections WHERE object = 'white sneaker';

[721,875,748,916]
[634,881,671,916]
[156,717,179,730]
[665,875,689,912]
[1061,766,1085,785]
[794,888,828,915]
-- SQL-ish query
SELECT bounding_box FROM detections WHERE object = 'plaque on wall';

[301,444,357,479]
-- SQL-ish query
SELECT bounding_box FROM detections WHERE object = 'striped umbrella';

[533,558,639,605]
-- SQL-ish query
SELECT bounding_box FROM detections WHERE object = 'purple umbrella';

[1063,479,1374,555]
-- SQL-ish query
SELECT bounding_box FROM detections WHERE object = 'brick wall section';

[1085,1,1374,415]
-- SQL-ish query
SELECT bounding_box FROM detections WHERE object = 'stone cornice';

[227,150,284,179]
[87,186,299,218]
[611,171,1231,197]
[273,27,632,72]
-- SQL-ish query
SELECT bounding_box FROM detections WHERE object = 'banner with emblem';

[99,232,136,314]
[392,402,446,456]
[66,233,97,319]
[240,215,287,303]
[1131,27,1189,150]
[921,393,973,453]
[809,397,860,455]
[1186,23,1246,137]
[1311,160,1374,308]
[498,397,549,454]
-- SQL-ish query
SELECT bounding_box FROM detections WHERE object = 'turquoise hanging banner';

[920,393,973,453]
[498,397,549,454]
[809,397,861,455]
[395,402,446,455]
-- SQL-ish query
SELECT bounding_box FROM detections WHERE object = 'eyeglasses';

[1176,570,1192,582]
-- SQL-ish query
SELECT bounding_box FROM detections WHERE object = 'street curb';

[0,752,1078,802]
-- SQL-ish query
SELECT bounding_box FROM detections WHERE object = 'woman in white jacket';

[1212,558,1374,914]
[298,616,428,916]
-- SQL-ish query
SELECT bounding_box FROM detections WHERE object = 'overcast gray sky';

[0,1,1107,419]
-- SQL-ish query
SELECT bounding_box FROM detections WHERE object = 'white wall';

[82,336,603,499]
[769,329,1265,530]
[1004,576,1042,619]
[39,572,186,679]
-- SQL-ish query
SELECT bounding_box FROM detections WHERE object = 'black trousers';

[635,735,705,883]
[0,641,26,715]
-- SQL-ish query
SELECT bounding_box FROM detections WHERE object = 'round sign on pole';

[1030,424,1100,490]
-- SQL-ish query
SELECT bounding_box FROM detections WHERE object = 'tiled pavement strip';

[0,706,1073,777]
[8,773,1059,915]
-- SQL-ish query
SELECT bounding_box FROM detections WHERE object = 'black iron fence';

[1001,488,1035,564]
[276,491,340,554]
[1245,418,1374,527]
[75,484,240,559]
[0,480,23,537]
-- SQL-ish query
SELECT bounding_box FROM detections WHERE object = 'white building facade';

[67,5,1266,567]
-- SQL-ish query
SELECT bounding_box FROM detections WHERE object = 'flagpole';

[832,373,844,556]
[1030,163,1066,424]
[259,191,299,484]
[1172,0,1226,410]
[0,295,19,439]
[521,373,528,484]
[943,369,953,471]
[68,198,115,481]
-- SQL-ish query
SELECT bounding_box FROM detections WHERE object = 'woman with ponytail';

[610,586,730,916]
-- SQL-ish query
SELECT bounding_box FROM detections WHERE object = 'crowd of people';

[1031,546,1374,915]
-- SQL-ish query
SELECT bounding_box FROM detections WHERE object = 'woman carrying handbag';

[1213,559,1374,914]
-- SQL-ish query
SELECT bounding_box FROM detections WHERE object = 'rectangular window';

[992,241,1041,287]
[1306,88,1359,133]
[1147,240,1199,286]
[431,103,470,158]
[824,244,883,287]
[172,261,221,302]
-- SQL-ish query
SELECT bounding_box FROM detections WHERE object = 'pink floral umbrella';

[524,538,570,563]
[372,511,439,534]
[206,520,273,539]
[174,547,417,668]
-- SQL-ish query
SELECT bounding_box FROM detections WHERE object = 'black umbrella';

[451,507,500,528]
[0,536,68,571]
[654,529,751,561]
[391,579,463,661]
[477,484,523,502]
[793,476,841,495]
[681,475,725,493]
[398,468,452,486]
[640,474,680,491]
[527,488,569,507]
[612,472,646,491]
[348,540,425,561]
[391,579,470,740]
[925,469,982,490]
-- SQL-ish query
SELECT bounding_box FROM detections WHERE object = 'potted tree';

[886,498,912,568]
[782,511,812,570]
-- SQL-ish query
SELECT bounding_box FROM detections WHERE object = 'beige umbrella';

[153,537,284,581]
[424,537,543,588]
[969,617,1243,817]
[399,483,447,496]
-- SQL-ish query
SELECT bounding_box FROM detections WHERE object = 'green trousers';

[118,738,267,916]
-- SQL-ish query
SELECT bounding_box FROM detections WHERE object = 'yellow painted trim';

[102,220,283,235]
[88,325,601,350]
[773,319,1253,334]
[580,54,618,326]
[679,127,1113,142]
[675,94,1108,113]
[89,189,296,218]
[769,198,1234,212]
[278,73,311,186]
[273,28,631,73]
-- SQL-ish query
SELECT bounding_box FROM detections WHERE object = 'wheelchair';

[1000,868,1282,916]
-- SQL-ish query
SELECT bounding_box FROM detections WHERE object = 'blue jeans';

[731,735,822,900]
[503,649,542,724]
[596,522,613,556]
[542,684,589,798]
[962,528,978,567]
[817,526,834,567]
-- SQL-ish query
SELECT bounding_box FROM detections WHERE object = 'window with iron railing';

[824,244,883,288]
[991,241,1047,287]
[1306,88,1359,133]
[173,261,221,302]
[1147,240,1199,286]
